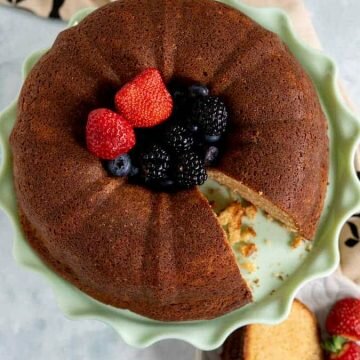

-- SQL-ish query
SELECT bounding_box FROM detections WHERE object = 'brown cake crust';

[10,0,328,320]
[18,190,251,321]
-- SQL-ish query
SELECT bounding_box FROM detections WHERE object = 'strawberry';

[115,68,173,128]
[330,342,360,360]
[86,108,135,160]
[326,298,360,341]
[323,338,360,360]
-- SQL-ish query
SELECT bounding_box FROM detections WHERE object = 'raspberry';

[140,144,171,183]
[86,109,135,160]
[191,96,228,136]
[175,152,207,188]
[115,68,173,128]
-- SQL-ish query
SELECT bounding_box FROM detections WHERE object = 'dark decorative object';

[49,0,65,18]
[345,219,360,248]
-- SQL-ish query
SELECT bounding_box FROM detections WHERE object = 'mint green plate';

[1,1,360,350]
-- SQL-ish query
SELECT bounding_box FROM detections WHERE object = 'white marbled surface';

[0,1,359,359]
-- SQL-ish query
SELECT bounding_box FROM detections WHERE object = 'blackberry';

[191,96,228,136]
[175,152,208,188]
[104,154,132,177]
[140,144,170,183]
[165,124,194,153]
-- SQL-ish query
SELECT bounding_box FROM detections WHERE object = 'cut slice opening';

[199,171,309,297]
[207,169,298,235]
[199,170,308,273]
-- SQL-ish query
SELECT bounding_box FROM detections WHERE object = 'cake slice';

[221,300,324,360]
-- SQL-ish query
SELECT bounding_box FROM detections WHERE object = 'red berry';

[115,68,173,128]
[326,298,360,341]
[86,108,135,160]
[329,342,360,360]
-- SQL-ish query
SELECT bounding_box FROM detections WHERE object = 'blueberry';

[204,146,220,166]
[104,154,132,177]
[204,134,221,143]
[188,84,209,98]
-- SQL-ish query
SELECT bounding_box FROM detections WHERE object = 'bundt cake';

[221,300,324,360]
[10,0,328,321]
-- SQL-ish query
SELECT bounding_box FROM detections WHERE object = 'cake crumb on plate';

[291,235,304,249]
[240,243,257,257]
[240,261,256,273]
[240,226,256,242]
[245,204,257,220]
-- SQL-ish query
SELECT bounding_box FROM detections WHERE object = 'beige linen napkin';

[1,0,359,284]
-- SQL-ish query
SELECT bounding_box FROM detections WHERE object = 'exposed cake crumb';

[240,226,256,242]
[291,235,304,249]
[240,261,256,273]
[231,232,241,245]
[245,204,257,220]
[240,243,257,257]
[217,202,257,257]
[218,202,244,244]
[218,202,243,226]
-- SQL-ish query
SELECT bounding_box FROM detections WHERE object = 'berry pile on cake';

[86,68,230,190]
